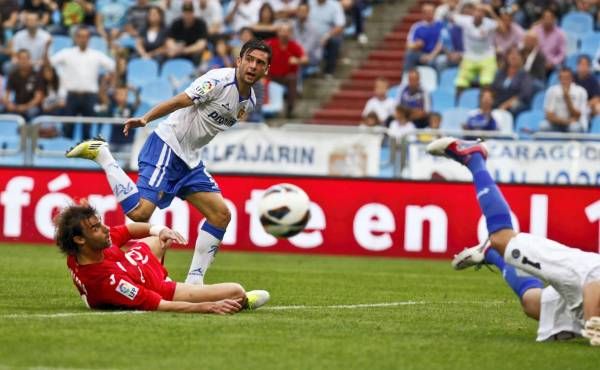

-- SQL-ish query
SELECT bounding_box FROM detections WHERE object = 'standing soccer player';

[66,39,271,286]
[427,136,600,345]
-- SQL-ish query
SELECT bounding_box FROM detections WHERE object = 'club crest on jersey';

[116,279,138,300]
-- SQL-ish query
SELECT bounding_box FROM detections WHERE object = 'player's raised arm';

[125,223,187,248]
[123,92,194,136]
[156,298,242,314]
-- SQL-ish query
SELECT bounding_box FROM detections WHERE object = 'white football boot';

[452,240,490,270]
[245,290,270,310]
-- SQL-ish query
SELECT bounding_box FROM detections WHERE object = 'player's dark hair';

[54,205,98,256]
[239,39,272,64]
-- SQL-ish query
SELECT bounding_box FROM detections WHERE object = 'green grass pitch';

[1,243,599,370]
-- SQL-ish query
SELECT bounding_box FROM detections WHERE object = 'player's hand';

[158,228,187,249]
[206,299,243,315]
[123,117,147,136]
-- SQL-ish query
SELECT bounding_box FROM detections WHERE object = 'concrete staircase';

[287,0,429,126]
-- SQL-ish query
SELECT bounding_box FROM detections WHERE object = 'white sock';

[185,223,224,285]
[97,147,140,213]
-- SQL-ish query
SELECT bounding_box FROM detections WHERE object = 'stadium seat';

[439,67,458,92]
[491,109,514,134]
[263,81,285,118]
[386,84,400,100]
[457,88,479,109]
[50,35,72,55]
[565,32,579,56]
[580,32,600,56]
[532,91,545,110]
[515,110,545,138]
[410,66,438,93]
[160,58,195,83]
[441,107,470,131]
[127,58,160,88]
[89,36,109,54]
[547,70,559,86]
[590,115,600,134]
[431,89,455,112]
[134,102,151,116]
[560,11,594,35]
[139,79,174,106]
[565,53,582,71]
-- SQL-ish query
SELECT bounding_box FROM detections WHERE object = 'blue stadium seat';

[560,11,594,35]
[565,32,579,55]
[89,36,109,54]
[565,53,583,70]
[50,35,72,55]
[160,58,195,82]
[491,109,514,134]
[441,107,470,131]
[547,70,559,86]
[532,91,545,110]
[580,32,600,56]
[515,110,545,138]
[263,81,285,118]
[134,102,151,116]
[127,58,160,88]
[386,84,400,100]
[439,67,458,91]
[590,115,600,134]
[431,89,455,112]
[457,88,479,109]
[139,79,174,106]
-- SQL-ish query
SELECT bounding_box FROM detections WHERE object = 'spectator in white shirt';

[269,0,300,19]
[388,105,416,139]
[50,26,116,139]
[8,12,51,69]
[361,77,395,125]
[540,67,589,133]
[195,0,224,36]
[225,0,263,34]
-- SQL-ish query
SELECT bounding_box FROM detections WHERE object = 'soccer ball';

[258,183,311,238]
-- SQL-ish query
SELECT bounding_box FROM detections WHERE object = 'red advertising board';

[1,167,599,258]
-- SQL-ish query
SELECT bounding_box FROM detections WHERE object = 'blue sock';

[485,248,544,299]
[466,153,513,234]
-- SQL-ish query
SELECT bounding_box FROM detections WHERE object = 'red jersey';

[66,225,177,311]
[266,38,305,77]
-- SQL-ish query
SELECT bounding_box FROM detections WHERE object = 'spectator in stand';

[201,37,235,73]
[252,3,278,40]
[340,0,368,44]
[463,88,497,131]
[22,0,54,26]
[574,54,600,117]
[293,2,322,74]
[8,12,52,70]
[50,26,116,139]
[436,8,464,72]
[511,0,558,28]
[388,105,416,139]
[532,9,566,74]
[494,7,523,62]
[270,0,300,20]
[417,111,441,143]
[108,85,138,152]
[225,0,263,34]
[166,3,208,63]
[124,0,150,38]
[403,3,443,72]
[266,22,307,118]
[398,68,431,129]
[194,0,224,36]
[570,0,597,16]
[434,0,460,21]
[58,0,98,34]
[308,0,345,78]
[362,111,381,127]
[40,63,66,116]
[96,0,128,40]
[0,0,19,32]
[452,4,499,98]
[520,31,546,92]
[361,77,395,126]
[135,6,168,62]
[491,46,533,117]
[541,67,588,133]
[3,49,44,120]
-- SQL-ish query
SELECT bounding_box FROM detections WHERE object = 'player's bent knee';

[127,205,155,222]
[207,208,231,229]
[224,282,245,299]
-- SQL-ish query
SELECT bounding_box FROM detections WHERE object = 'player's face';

[81,216,111,250]
[237,49,270,85]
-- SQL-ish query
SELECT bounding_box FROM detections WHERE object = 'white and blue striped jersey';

[154,67,256,168]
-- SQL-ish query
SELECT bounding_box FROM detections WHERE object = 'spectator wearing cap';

[531,9,566,73]
[166,2,208,63]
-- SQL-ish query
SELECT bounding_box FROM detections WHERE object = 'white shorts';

[504,233,600,341]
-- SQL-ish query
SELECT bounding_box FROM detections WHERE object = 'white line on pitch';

[1,310,148,319]
[262,301,427,311]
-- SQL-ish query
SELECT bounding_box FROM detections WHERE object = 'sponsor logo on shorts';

[511,249,520,259]
[116,279,139,301]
